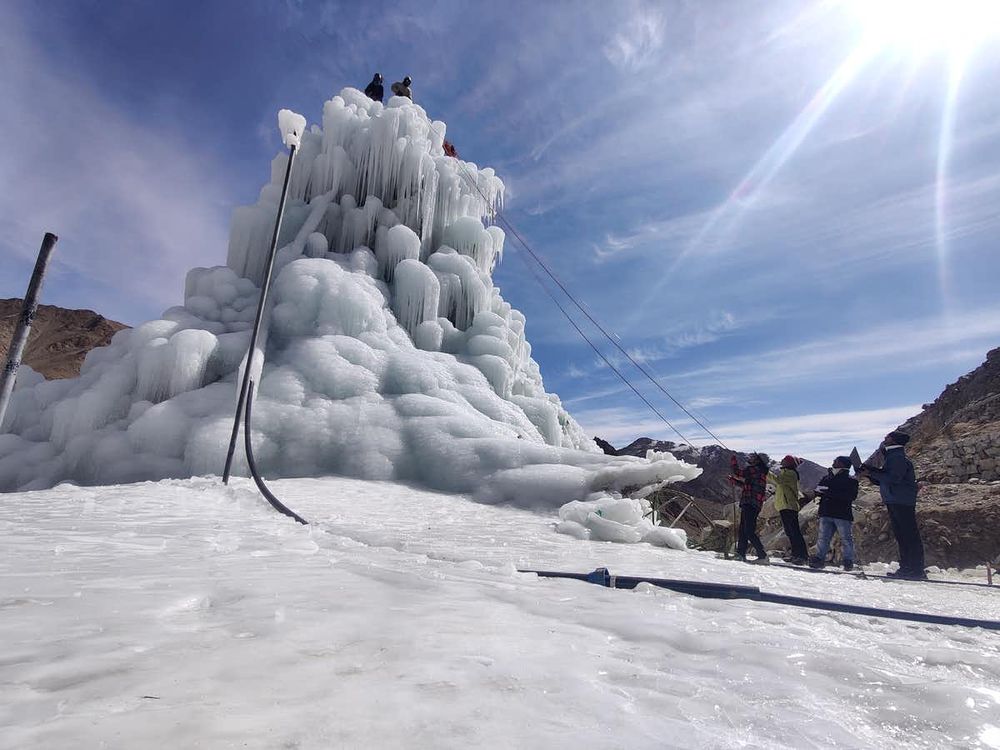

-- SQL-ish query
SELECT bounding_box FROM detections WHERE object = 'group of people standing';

[363,72,412,103]
[728,430,926,580]
[361,72,458,158]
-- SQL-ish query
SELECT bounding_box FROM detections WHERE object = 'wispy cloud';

[592,210,715,263]
[572,401,922,466]
[557,310,749,382]
[710,404,923,466]
[667,307,1000,393]
[687,395,738,410]
[555,308,996,454]
[603,3,666,71]
[0,7,242,324]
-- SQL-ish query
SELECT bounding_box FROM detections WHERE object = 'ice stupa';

[0,89,699,506]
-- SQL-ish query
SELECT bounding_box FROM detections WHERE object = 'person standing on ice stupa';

[364,73,384,103]
[391,75,412,100]
[729,453,770,563]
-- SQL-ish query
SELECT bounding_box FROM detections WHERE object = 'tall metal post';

[0,232,58,431]
[222,145,297,483]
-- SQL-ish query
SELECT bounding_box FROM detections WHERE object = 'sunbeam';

[934,52,967,316]
[637,38,876,312]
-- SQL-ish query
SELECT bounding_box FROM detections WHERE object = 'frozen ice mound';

[556,490,689,549]
[0,88,700,504]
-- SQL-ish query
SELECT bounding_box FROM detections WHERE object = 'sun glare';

[849,0,1000,57]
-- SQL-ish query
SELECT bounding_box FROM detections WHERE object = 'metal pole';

[669,500,694,529]
[222,145,297,483]
[0,232,58,431]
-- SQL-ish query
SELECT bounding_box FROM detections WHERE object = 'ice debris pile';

[556,493,688,549]
[0,89,700,504]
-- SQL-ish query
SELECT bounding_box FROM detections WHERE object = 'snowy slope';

[2,479,999,749]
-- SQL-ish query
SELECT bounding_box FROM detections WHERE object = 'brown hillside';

[0,299,128,380]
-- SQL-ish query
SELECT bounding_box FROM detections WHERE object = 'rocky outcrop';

[889,346,1000,483]
[605,436,826,503]
[0,299,127,380]
[593,436,617,456]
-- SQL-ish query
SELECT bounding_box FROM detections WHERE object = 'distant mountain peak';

[0,299,127,380]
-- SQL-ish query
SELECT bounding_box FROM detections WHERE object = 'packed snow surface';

[0,88,692,500]
[2,478,999,749]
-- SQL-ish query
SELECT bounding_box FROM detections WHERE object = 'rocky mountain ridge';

[598,436,827,503]
[0,299,127,380]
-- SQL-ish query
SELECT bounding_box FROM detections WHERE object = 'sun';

[847,0,1000,58]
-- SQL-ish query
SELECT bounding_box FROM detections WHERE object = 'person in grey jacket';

[391,76,412,100]
[860,431,925,579]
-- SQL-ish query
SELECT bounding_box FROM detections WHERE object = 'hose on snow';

[520,568,1000,631]
[244,379,308,525]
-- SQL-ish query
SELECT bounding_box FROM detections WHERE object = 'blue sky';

[2,0,999,464]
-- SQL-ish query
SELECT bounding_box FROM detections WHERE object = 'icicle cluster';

[0,89,701,501]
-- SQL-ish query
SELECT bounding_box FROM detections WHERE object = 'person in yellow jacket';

[768,455,808,564]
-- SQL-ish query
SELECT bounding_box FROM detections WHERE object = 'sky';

[2,0,999,465]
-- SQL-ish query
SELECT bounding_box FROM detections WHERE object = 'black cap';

[886,430,911,446]
[833,456,851,468]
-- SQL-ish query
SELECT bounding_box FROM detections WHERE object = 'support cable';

[441,144,727,448]
[515,250,694,445]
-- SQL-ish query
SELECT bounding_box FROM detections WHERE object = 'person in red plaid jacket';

[729,452,770,563]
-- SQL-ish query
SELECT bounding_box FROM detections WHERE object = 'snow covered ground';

[2,477,999,749]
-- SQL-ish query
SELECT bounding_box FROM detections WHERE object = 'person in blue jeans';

[861,431,925,580]
[809,456,859,570]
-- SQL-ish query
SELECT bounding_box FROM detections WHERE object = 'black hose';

[521,568,1000,631]
[757,590,998,629]
[243,380,308,525]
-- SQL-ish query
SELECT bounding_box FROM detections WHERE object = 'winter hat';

[780,455,799,468]
[833,456,852,469]
[886,430,911,446]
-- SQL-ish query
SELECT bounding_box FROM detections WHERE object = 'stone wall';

[910,423,1000,483]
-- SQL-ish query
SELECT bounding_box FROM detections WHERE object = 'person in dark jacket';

[860,431,925,579]
[729,453,770,563]
[391,75,412,100]
[809,456,859,570]
[364,73,384,103]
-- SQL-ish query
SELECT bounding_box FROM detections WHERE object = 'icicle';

[376,224,421,283]
[391,258,440,339]
[443,217,505,273]
[427,248,490,331]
